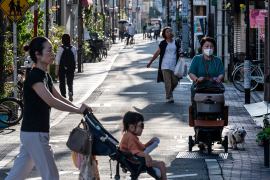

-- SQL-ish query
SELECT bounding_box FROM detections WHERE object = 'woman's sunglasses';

[133,123,144,129]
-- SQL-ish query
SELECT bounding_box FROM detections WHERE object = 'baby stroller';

[83,111,160,180]
[188,78,229,154]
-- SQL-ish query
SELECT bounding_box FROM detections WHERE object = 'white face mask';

[203,49,214,56]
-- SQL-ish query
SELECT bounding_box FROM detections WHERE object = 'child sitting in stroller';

[119,111,167,180]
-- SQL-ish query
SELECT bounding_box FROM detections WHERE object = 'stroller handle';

[194,78,212,87]
[83,109,91,116]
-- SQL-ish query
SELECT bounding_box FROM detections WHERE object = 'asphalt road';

[0,35,222,180]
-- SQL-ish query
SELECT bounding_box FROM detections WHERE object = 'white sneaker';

[69,92,73,102]
[167,97,174,102]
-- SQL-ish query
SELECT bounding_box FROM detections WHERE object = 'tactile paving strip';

[176,151,232,160]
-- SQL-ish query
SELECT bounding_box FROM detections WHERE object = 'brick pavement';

[212,78,270,179]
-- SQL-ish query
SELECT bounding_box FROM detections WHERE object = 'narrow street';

[0,35,270,180]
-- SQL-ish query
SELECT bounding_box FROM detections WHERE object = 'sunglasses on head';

[133,122,144,129]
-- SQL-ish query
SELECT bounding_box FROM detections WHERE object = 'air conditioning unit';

[67,0,91,6]
[66,0,80,6]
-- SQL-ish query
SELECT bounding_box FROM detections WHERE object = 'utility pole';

[0,6,5,93]
[34,0,38,37]
[119,0,121,40]
[45,0,49,37]
[229,0,235,81]
[101,0,105,34]
[190,0,194,58]
[113,0,115,43]
[222,0,225,64]
[77,0,82,72]
[244,0,250,103]
[167,0,169,26]
[136,0,138,32]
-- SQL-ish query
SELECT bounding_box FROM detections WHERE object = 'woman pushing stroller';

[120,111,167,180]
[5,37,92,180]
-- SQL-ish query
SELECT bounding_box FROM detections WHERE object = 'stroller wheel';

[223,136,228,153]
[188,136,194,151]
[207,136,212,154]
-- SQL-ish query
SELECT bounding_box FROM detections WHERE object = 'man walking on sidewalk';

[55,34,77,102]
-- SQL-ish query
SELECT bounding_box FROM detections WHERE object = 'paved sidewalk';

[219,84,270,180]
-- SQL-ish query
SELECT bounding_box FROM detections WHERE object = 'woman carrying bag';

[147,27,184,102]
[5,37,92,180]
[188,37,225,105]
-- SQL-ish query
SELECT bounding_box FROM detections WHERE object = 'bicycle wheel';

[103,48,107,59]
[130,39,135,48]
[0,98,23,125]
[98,49,103,62]
[232,65,260,92]
[124,38,127,48]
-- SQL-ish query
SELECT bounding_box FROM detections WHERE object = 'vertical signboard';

[162,6,166,19]
[182,0,188,16]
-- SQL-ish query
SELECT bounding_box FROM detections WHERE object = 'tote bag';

[174,58,187,78]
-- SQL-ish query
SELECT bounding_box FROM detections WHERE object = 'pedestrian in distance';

[158,21,162,38]
[55,33,77,102]
[142,23,147,39]
[126,23,135,46]
[147,27,182,102]
[188,37,225,105]
[119,23,126,42]
[146,23,153,40]
[153,22,160,41]
[5,37,92,180]
[120,111,167,180]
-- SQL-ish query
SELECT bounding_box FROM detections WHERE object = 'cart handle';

[194,78,212,87]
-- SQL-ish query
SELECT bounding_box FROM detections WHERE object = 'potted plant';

[256,114,270,167]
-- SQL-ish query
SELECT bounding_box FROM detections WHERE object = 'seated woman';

[188,37,225,105]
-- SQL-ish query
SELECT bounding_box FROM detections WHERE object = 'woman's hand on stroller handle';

[78,103,92,115]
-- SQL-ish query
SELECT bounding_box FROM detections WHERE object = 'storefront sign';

[250,9,268,39]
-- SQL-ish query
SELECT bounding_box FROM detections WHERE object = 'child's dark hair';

[23,37,49,64]
[122,111,144,133]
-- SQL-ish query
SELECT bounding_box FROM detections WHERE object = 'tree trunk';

[0,4,6,96]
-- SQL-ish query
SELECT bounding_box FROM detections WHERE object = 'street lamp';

[112,0,115,43]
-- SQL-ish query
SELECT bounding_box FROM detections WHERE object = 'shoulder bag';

[66,121,94,155]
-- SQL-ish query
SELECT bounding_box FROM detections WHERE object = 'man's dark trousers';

[59,68,74,98]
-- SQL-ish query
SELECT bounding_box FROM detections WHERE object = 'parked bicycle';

[5,69,24,100]
[232,59,264,92]
[0,97,23,125]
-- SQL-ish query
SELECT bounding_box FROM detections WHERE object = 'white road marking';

[0,146,20,169]
[120,92,147,94]
[179,82,192,85]
[88,104,101,107]
[104,103,112,107]
[138,174,198,179]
